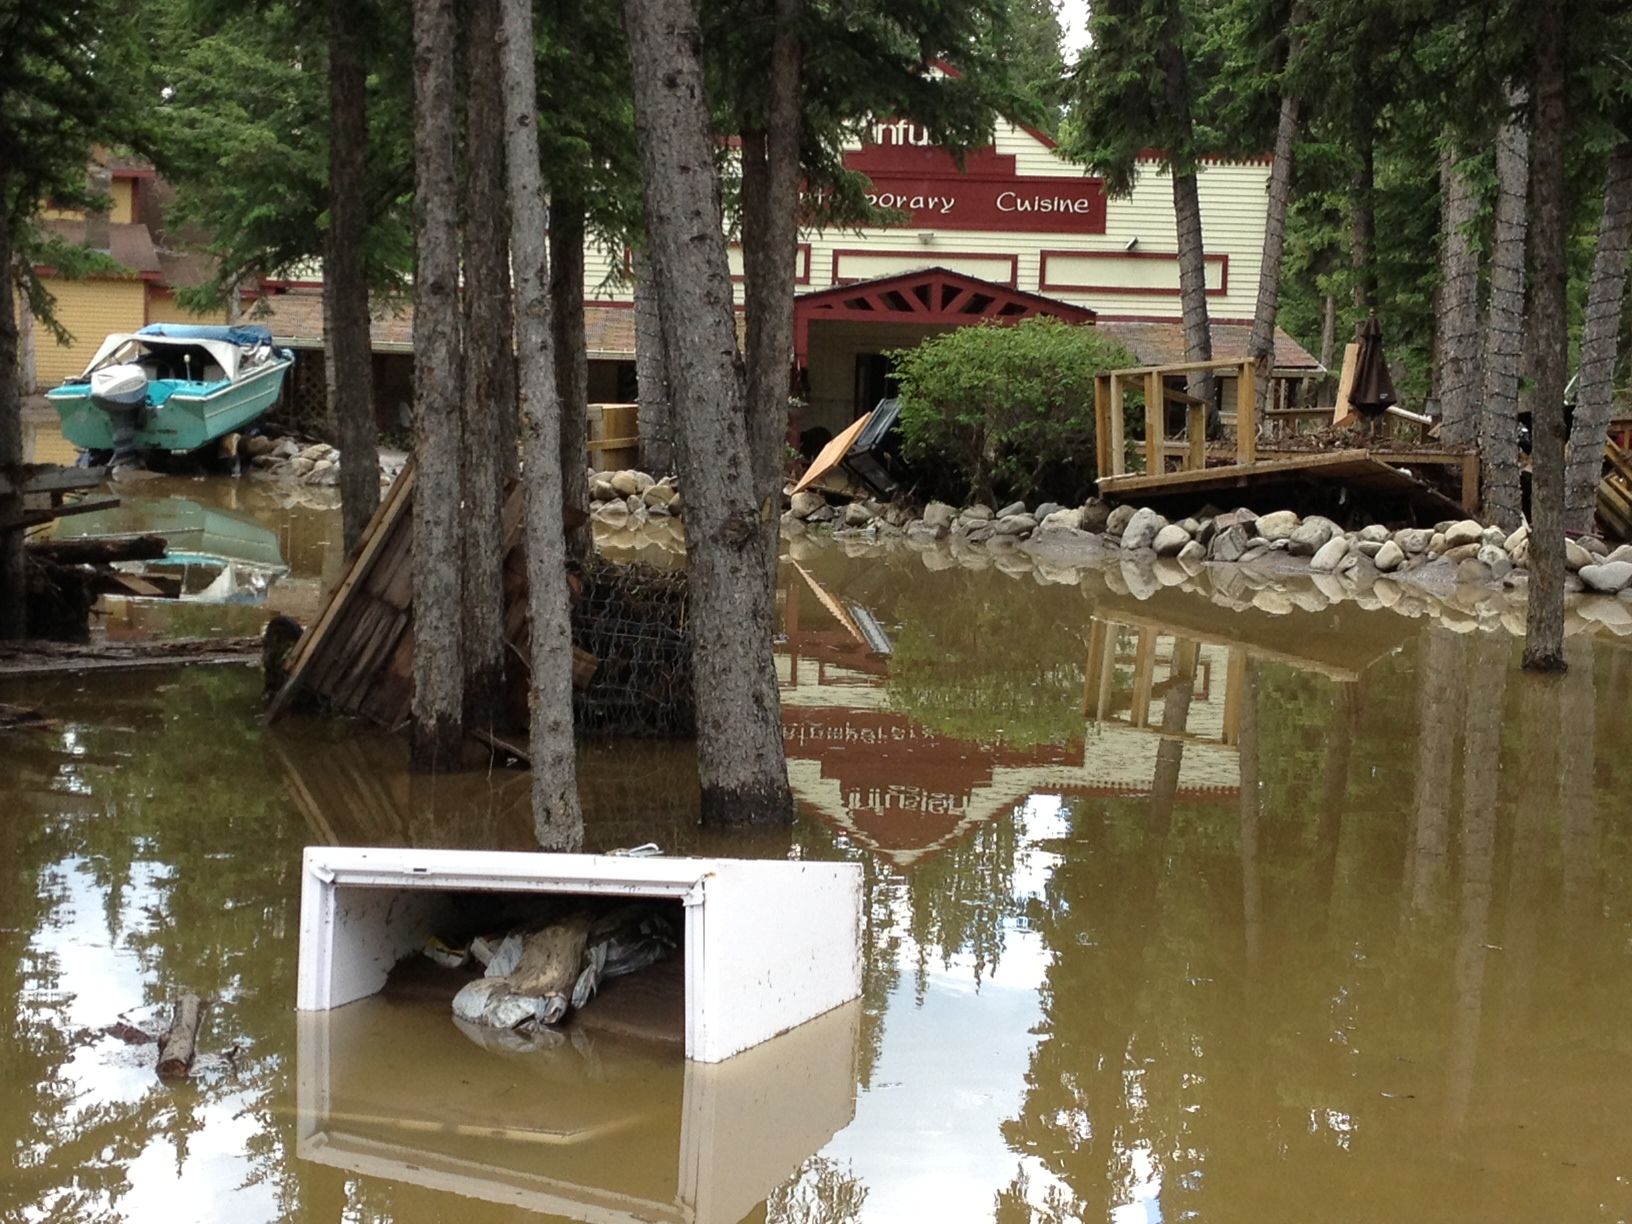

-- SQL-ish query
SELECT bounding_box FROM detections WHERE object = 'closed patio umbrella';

[1351,312,1397,418]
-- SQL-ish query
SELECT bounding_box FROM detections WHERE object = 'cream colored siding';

[33,278,147,385]
[579,119,1270,323]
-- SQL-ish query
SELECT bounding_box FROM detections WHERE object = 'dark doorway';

[853,352,899,418]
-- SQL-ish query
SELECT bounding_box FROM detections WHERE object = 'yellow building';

[21,156,227,392]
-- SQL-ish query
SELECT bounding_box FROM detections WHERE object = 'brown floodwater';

[5,481,1632,1223]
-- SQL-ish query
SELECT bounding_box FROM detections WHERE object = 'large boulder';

[921,500,957,529]
[1441,519,1484,549]
[1255,509,1299,541]
[1579,561,1632,593]
[843,501,876,527]
[1210,524,1251,562]
[1476,543,1512,580]
[1120,507,1167,551]
[1287,519,1336,556]
[1152,523,1191,557]
[1041,506,1084,531]
[1373,540,1405,572]
[1310,535,1350,573]
[789,490,826,519]
[1105,504,1136,537]
[1080,499,1112,533]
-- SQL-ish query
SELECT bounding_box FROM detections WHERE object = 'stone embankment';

[779,489,1632,634]
[244,435,406,486]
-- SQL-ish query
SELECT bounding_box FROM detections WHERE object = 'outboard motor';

[89,363,148,469]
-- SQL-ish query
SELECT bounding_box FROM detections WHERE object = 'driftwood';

[157,993,207,1080]
[27,534,167,565]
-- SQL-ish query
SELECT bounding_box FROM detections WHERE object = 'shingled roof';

[1098,320,1323,374]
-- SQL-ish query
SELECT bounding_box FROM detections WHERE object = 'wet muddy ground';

[5,475,1632,1222]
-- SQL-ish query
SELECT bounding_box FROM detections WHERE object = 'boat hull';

[47,356,293,453]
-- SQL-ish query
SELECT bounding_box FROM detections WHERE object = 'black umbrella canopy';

[1351,312,1398,417]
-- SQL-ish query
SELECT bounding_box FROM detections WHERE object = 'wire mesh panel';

[570,556,694,738]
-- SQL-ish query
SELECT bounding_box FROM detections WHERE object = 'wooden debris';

[0,636,261,677]
[157,993,208,1080]
[0,702,51,731]
[27,533,167,565]
[0,496,121,532]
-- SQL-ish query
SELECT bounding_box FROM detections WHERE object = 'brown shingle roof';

[253,290,641,358]
[1099,320,1323,373]
[40,219,161,276]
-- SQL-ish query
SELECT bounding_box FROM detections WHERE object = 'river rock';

[1394,527,1432,555]
[1214,507,1258,531]
[1288,519,1335,556]
[789,490,825,519]
[962,503,994,522]
[1041,507,1084,531]
[644,483,676,508]
[921,501,957,529]
[1604,543,1632,566]
[593,500,630,525]
[1441,519,1483,549]
[1105,505,1136,536]
[993,513,1037,537]
[284,456,314,477]
[1441,542,1481,564]
[1358,524,1390,543]
[1566,538,1595,571]
[1456,558,1492,585]
[1210,524,1250,562]
[961,522,992,544]
[245,434,278,458]
[1374,540,1405,572]
[1120,507,1166,550]
[1580,561,1632,593]
[907,520,947,542]
[1582,535,1609,557]
[1310,535,1350,572]
[609,470,640,497]
[1355,539,1384,558]
[1151,524,1191,556]
[1255,509,1299,541]
[1251,588,1295,615]
[1080,499,1111,533]
[591,477,617,501]
[997,501,1028,519]
[844,502,876,526]
[1177,539,1206,564]
[298,442,332,463]
[1034,502,1063,521]
[1476,543,1512,580]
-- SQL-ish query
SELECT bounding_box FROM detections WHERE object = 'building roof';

[253,289,642,358]
[1098,319,1323,374]
[39,218,161,277]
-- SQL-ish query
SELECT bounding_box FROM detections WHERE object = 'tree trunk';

[327,0,381,556]
[1480,86,1530,532]
[1147,639,1197,829]
[1523,3,1568,671]
[1565,142,1632,533]
[460,0,511,732]
[549,196,592,559]
[15,280,35,395]
[1350,131,1375,310]
[621,0,792,825]
[156,993,208,1080]
[1435,139,1482,447]
[631,243,674,475]
[1312,289,1335,404]
[738,0,803,582]
[1172,172,1215,412]
[0,182,25,641]
[1248,83,1299,418]
[1405,627,1460,914]
[498,0,582,836]
[410,0,466,770]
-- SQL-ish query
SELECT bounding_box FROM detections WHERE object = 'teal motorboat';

[46,323,293,462]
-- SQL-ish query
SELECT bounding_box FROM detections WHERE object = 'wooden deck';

[1097,449,1472,520]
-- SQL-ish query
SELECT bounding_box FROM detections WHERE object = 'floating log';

[27,534,167,565]
[157,993,208,1080]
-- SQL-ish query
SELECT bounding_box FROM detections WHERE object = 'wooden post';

[1460,452,1481,514]
[1236,361,1258,466]
[1094,375,1112,479]
[1108,375,1127,476]
[1083,619,1107,716]
[1130,628,1155,728]
[1221,647,1246,746]
[1144,371,1164,476]
[1186,396,1206,471]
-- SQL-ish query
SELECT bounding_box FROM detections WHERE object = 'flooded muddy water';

[6,486,1632,1222]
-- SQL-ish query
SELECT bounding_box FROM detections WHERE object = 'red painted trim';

[1039,249,1229,298]
[829,247,1018,288]
[584,298,636,311]
[1095,313,1258,324]
[109,166,157,180]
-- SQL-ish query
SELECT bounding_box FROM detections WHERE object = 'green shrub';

[890,318,1136,506]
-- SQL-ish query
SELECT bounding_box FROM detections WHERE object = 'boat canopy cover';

[137,323,274,347]
[77,331,252,382]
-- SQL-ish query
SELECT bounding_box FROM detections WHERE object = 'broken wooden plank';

[0,636,260,677]
[0,464,107,497]
[157,993,207,1080]
[1,497,120,532]
[26,533,167,565]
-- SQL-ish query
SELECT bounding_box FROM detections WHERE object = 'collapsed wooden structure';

[1093,357,1477,521]
[266,463,694,741]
